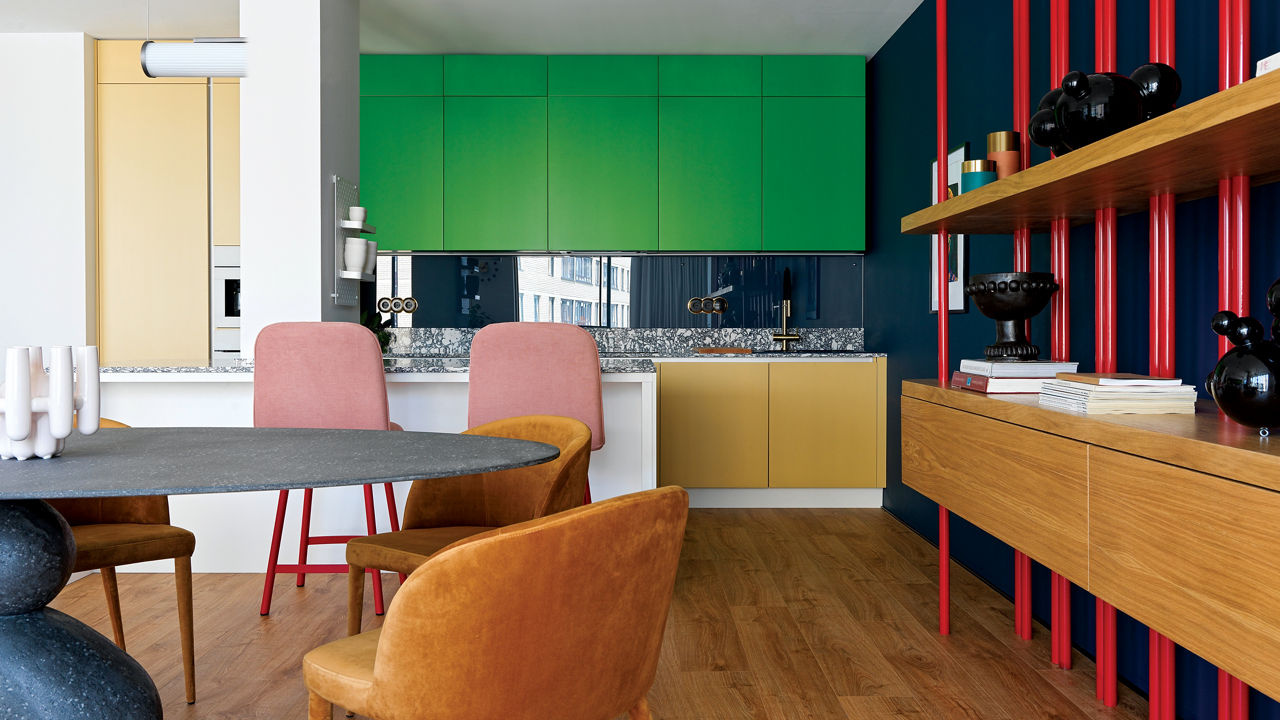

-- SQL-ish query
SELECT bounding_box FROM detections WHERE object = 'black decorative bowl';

[964,272,1060,361]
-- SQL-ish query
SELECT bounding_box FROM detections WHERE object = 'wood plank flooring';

[48,509,1149,719]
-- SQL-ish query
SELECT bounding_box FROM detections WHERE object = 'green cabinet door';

[659,97,761,252]
[360,55,442,96]
[763,97,865,252]
[550,97,657,251]
[444,56,547,96]
[444,97,547,251]
[360,96,443,251]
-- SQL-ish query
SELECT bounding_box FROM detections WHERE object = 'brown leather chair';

[305,486,689,720]
[46,419,197,704]
[345,414,591,636]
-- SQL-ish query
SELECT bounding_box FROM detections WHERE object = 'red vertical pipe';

[1013,0,1031,271]
[935,0,950,638]
[1011,0,1032,645]
[1047,0,1072,671]
[1217,4,1252,716]
[1095,0,1117,376]
[1092,9,1119,701]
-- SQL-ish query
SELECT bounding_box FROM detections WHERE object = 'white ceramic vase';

[0,345,100,460]
[344,237,368,273]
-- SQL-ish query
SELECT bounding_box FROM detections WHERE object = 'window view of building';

[517,256,632,327]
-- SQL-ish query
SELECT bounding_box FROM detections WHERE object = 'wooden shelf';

[901,70,1280,236]
[902,379,1280,493]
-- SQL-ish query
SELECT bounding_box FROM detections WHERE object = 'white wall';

[239,0,359,359]
[0,33,96,373]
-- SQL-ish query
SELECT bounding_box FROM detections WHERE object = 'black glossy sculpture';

[1206,279,1280,435]
[1028,62,1181,153]
[964,272,1060,361]
[0,500,162,718]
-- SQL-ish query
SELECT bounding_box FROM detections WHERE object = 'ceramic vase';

[0,346,100,460]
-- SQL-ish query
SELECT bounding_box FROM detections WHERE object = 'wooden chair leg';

[99,567,126,650]
[347,564,365,637]
[628,697,652,720]
[175,556,196,704]
[308,690,332,720]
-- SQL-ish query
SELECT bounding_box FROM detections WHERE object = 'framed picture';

[930,143,968,313]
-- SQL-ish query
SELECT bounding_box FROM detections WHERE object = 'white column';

[0,33,96,373]
[239,0,360,358]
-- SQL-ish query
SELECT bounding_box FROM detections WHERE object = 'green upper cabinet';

[443,56,547,96]
[360,55,442,96]
[659,56,761,96]
[360,96,444,251]
[762,55,865,96]
[549,56,657,96]
[659,97,761,252]
[763,97,865,252]
[550,97,657,251]
[444,97,547,251]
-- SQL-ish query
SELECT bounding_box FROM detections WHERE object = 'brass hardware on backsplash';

[772,299,801,351]
[687,297,727,315]
[378,297,418,314]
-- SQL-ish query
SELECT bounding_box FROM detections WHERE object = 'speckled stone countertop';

[99,327,876,376]
[100,357,658,375]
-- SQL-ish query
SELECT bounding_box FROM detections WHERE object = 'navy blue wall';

[867,1,1280,717]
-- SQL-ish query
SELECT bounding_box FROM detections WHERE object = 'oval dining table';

[0,426,559,719]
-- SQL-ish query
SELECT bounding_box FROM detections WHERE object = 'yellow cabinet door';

[210,82,239,246]
[97,82,209,366]
[769,360,883,488]
[658,362,769,488]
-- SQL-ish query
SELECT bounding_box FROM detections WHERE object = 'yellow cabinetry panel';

[769,361,882,488]
[97,40,204,84]
[658,363,769,488]
[97,83,209,365]
[211,83,239,246]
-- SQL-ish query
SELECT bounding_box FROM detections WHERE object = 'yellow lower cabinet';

[769,361,883,488]
[658,362,769,488]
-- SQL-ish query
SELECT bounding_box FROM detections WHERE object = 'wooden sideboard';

[901,379,1280,701]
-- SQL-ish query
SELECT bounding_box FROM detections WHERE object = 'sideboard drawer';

[901,397,1089,586]
[1090,446,1280,699]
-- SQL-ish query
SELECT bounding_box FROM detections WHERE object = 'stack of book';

[950,359,1080,394]
[1038,373,1198,414]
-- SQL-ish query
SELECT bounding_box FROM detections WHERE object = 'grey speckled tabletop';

[0,428,559,499]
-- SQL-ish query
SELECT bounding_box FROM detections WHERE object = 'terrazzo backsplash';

[387,327,864,357]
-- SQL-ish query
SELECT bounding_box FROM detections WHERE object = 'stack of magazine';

[1037,373,1198,414]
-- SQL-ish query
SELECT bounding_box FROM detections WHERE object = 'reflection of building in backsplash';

[373,254,862,330]
[513,256,632,326]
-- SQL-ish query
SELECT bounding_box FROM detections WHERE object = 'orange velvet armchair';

[345,414,591,635]
[305,486,689,720]
[45,419,197,704]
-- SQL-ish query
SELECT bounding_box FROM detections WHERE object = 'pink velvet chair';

[468,322,605,502]
[255,322,401,616]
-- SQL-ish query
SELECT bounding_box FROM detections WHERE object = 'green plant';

[361,311,393,354]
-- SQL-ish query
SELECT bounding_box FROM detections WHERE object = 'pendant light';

[141,38,246,78]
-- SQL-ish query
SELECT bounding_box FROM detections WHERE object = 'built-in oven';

[212,246,241,365]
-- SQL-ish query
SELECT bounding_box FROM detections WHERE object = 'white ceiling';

[360,0,924,56]
[1,0,922,57]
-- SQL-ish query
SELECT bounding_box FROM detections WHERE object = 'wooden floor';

[49,509,1150,719]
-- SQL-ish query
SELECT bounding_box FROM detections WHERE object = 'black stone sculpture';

[1028,62,1181,153]
[1206,279,1280,435]
[964,272,1060,361]
[0,500,162,718]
